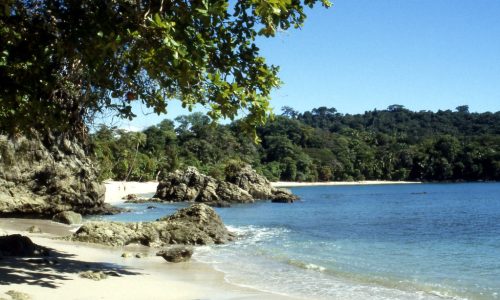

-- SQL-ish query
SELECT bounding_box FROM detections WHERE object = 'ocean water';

[100,183,500,300]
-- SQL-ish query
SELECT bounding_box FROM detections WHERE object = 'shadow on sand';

[0,246,141,289]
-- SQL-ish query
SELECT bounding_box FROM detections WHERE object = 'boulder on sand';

[0,234,49,257]
[26,225,42,233]
[156,245,193,263]
[52,211,82,225]
[68,203,234,247]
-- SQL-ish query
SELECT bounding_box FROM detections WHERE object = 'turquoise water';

[100,183,500,300]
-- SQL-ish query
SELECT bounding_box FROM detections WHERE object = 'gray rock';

[52,211,82,224]
[159,203,234,244]
[79,271,108,281]
[227,164,299,202]
[122,194,139,201]
[270,188,299,203]
[0,234,49,257]
[205,201,231,208]
[68,203,234,247]
[124,197,162,204]
[154,166,299,205]
[156,245,193,263]
[26,225,42,233]
[121,252,132,258]
[68,221,140,247]
[154,167,253,204]
[0,133,120,217]
[226,164,274,199]
[5,290,31,300]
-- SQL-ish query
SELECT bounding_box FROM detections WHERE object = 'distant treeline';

[91,105,500,182]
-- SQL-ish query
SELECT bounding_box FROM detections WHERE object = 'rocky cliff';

[0,133,115,217]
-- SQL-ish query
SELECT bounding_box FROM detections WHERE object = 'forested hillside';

[92,105,500,182]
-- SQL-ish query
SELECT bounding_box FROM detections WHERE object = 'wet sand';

[1,179,418,299]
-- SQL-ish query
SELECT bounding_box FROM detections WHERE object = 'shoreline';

[271,180,421,188]
[1,181,301,300]
[0,218,298,300]
[0,179,423,299]
[103,179,422,205]
[104,180,158,204]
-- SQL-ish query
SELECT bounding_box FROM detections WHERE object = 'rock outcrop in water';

[0,133,120,217]
[226,164,299,202]
[68,204,234,247]
[152,165,298,206]
[153,167,253,206]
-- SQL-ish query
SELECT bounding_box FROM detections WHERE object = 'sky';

[109,0,500,131]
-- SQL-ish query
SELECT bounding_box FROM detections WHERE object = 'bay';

[101,183,500,300]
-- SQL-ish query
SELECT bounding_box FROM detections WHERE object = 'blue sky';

[110,0,500,130]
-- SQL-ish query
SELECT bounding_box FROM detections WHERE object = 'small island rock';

[270,188,299,203]
[153,165,299,205]
[227,164,299,202]
[154,167,253,205]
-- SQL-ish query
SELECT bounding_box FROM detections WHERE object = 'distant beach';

[272,180,421,188]
[104,180,421,205]
[104,180,159,204]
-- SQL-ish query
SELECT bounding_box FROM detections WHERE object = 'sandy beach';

[0,182,298,300]
[104,180,159,204]
[0,220,297,300]
[1,179,420,300]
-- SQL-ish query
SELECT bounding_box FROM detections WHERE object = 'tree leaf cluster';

[0,0,327,139]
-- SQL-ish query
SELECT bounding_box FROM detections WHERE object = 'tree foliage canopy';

[91,106,500,182]
[0,0,331,137]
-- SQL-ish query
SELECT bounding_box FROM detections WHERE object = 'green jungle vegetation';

[2,3,498,184]
[91,105,500,182]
